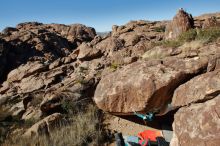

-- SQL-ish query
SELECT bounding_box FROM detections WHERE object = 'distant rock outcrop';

[0,23,96,82]
[165,9,194,40]
[194,12,220,28]
[202,16,220,28]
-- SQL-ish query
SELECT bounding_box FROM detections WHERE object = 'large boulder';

[94,57,208,114]
[94,61,183,114]
[95,37,124,56]
[165,9,194,40]
[170,70,220,146]
[77,42,102,61]
[172,70,220,107]
[170,95,220,146]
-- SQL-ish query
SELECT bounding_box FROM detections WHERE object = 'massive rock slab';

[170,95,220,146]
[94,57,208,114]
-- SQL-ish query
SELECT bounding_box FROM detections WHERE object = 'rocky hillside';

[0,10,220,146]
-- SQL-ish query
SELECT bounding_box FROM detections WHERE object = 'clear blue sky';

[0,0,219,32]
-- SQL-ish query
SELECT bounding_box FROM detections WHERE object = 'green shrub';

[110,63,119,71]
[154,27,220,48]
[161,40,181,48]
[179,27,220,43]
[61,99,75,114]
[24,118,37,127]
[79,66,88,73]
[196,27,220,43]
[75,76,88,85]
[178,29,197,42]
[154,26,166,32]
[59,91,87,115]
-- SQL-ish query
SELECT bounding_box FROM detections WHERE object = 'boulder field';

[0,10,220,145]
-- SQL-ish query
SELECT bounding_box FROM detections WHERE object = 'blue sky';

[0,0,219,32]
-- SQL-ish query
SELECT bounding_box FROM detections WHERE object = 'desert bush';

[154,27,220,48]
[154,26,166,32]
[24,118,38,127]
[3,104,109,146]
[75,78,88,85]
[180,40,206,52]
[179,27,220,43]
[58,90,90,115]
[0,108,11,143]
[79,66,88,73]
[154,40,182,48]
[178,29,197,42]
[196,27,220,43]
[142,47,171,60]
[110,62,119,71]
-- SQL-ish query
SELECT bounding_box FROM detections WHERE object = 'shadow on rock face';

[114,109,177,130]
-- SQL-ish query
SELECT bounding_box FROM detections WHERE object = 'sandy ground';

[104,114,159,136]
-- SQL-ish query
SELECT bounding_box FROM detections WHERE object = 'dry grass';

[144,27,220,59]
[180,40,206,53]
[3,105,109,146]
[178,27,220,43]
[142,47,171,60]
[0,108,11,144]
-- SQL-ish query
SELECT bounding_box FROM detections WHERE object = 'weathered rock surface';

[77,42,102,61]
[94,56,209,114]
[0,23,96,81]
[0,23,99,131]
[194,12,220,28]
[165,9,194,40]
[202,16,220,28]
[15,22,96,44]
[170,95,220,146]
[95,61,181,114]
[7,61,47,82]
[172,70,220,107]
